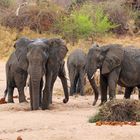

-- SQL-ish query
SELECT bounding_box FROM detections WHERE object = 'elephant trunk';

[30,69,42,110]
[31,79,40,110]
[86,66,97,80]
[86,63,99,105]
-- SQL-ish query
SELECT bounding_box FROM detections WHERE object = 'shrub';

[0,26,17,58]
[1,2,64,33]
[101,0,130,34]
[89,99,140,123]
[56,11,94,45]
[56,2,117,44]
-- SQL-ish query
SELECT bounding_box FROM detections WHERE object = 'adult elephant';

[86,43,140,105]
[14,37,69,110]
[4,43,28,103]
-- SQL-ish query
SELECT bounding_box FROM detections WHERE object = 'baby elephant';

[67,49,86,96]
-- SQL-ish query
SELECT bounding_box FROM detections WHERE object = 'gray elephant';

[67,49,99,105]
[4,41,28,103]
[86,43,140,105]
[13,37,69,110]
[67,49,86,96]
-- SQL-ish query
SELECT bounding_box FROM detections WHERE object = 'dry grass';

[89,99,140,123]
[0,25,139,60]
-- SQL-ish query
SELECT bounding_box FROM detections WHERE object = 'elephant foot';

[8,100,14,103]
[19,96,28,103]
[99,101,106,106]
[19,99,28,103]
[92,100,97,106]
[42,102,50,110]
[63,98,69,103]
[80,93,84,96]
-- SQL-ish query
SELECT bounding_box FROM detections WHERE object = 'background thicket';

[0,0,139,57]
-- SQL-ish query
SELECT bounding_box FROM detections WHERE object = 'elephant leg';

[74,73,79,94]
[88,76,100,105]
[138,88,140,100]
[58,70,69,103]
[17,87,27,103]
[42,72,52,110]
[39,78,43,107]
[50,74,57,104]
[69,68,77,96]
[8,86,14,103]
[77,79,80,93]
[78,70,84,96]
[124,87,133,99]
[100,74,107,105]
[29,79,33,110]
[139,88,140,100]
[108,69,120,100]
[136,86,140,100]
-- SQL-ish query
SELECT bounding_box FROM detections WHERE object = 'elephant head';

[86,43,124,79]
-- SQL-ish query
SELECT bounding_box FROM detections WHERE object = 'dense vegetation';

[0,0,139,57]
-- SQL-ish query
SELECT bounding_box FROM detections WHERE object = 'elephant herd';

[3,36,140,110]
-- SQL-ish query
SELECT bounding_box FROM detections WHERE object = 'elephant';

[67,49,86,96]
[13,37,69,110]
[4,48,28,103]
[67,49,99,105]
[86,43,140,105]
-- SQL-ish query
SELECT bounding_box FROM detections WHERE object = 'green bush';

[56,11,94,45]
[56,2,117,44]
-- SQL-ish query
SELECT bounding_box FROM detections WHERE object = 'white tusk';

[43,75,46,90]
[25,75,30,90]
[91,74,94,79]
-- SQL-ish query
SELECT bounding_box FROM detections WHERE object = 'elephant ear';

[14,37,31,71]
[45,38,68,61]
[101,44,124,74]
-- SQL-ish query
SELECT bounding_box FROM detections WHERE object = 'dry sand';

[0,61,140,140]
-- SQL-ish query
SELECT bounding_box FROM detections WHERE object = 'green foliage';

[92,6,118,35]
[56,2,117,44]
[57,10,94,44]
[89,113,102,123]
[0,0,15,8]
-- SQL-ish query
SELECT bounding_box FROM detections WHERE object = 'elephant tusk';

[25,75,30,90]
[91,74,94,79]
[43,75,46,90]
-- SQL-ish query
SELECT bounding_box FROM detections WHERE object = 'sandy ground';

[0,61,140,140]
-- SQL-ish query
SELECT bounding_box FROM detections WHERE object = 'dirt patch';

[0,53,140,140]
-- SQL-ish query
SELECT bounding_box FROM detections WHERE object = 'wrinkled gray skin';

[14,37,69,110]
[4,51,28,103]
[67,49,86,96]
[86,44,140,105]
